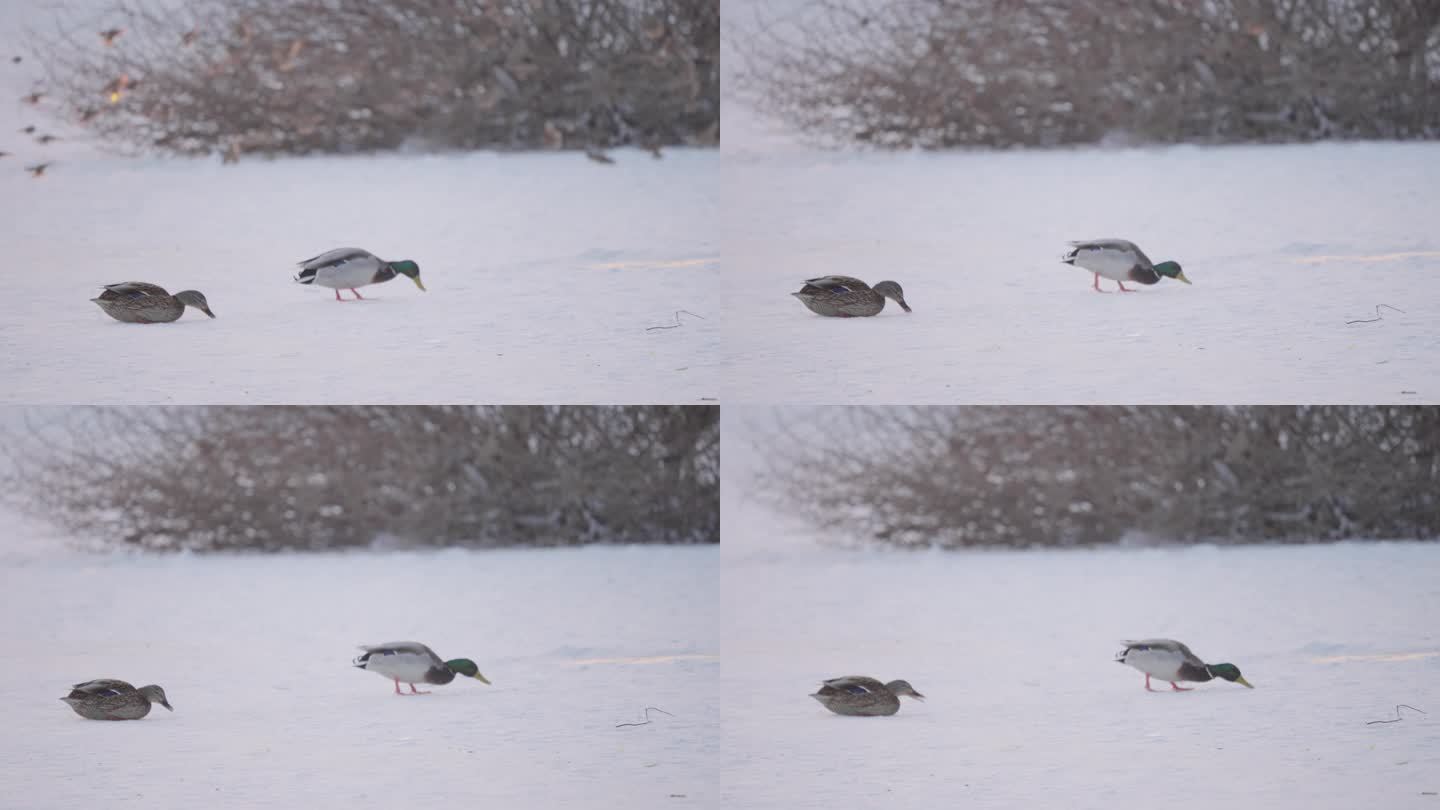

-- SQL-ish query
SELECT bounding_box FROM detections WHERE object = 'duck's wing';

[1067,239,1139,252]
[820,676,886,694]
[1068,239,1153,265]
[99,282,169,299]
[1170,640,1208,668]
[801,275,871,293]
[70,678,136,697]
[357,641,445,666]
[1120,639,1188,655]
[298,247,378,271]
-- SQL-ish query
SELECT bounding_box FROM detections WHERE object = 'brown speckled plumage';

[92,282,215,323]
[61,679,173,720]
[791,276,912,317]
[810,676,925,716]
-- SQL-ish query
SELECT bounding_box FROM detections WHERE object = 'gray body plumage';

[1061,239,1166,284]
[296,248,392,289]
[1115,639,1212,681]
[295,248,424,293]
[61,679,173,720]
[1115,638,1255,690]
[92,282,215,323]
[810,676,924,716]
[792,276,911,317]
[354,641,456,685]
[1061,239,1190,290]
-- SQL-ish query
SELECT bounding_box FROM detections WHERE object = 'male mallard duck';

[294,248,425,301]
[1116,639,1253,691]
[791,276,912,317]
[1061,239,1191,292]
[353,642,490,695]
[61,679,173,720]
[810,676,925,716]
[91,282,215,323]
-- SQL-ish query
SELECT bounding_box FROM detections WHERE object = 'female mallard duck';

[295,248,425,301]
[810,676,925,716]
[91,282,215,323]
[353,642,490,695]
[1061,239,1191,292]
[60,679,173,720]
[791,276,912,317]
[1116,639,1253,691]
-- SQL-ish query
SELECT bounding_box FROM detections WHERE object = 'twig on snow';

[1347,304,1405,325]
[616,706,675,727]
[1367,704,1426,725]
[647,310,706,332]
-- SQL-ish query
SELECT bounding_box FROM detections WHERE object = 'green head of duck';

[1209,663,1253,688]
[1153,261,1191,285]
[389,260,426,291]
[446,658,490,684]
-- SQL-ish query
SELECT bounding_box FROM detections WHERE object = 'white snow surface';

[722,142,1440,403]
[0,7,717,404]
[0,544,718,808]
[722,536,1440,808]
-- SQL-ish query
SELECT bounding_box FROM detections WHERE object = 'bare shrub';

[733,0,1440,148]
[0,406,718,551]
[752,406,1440,547]
[34,0,718,157]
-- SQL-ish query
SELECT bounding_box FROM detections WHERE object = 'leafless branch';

[30,0,718,157]
[733,0,1440,148]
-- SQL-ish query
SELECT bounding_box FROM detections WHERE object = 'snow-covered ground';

[0,541,718,809]
[0,7,717,405]
[721,538,1440,809]
[721,142,1440,404]
[719,410,1440,809]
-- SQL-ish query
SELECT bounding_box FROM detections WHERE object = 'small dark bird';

[99,28,124,45]
[19,125,36,134]
[181,29,199,46]
[36,134,61,144]
[585,148,615,165]
[104,74,137,102]
[542,121,563,150]
[641,17,667,41]
[22,91,44,104]
[26,162,52,177]
[10,56,20,64]
[0,151,11,158]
